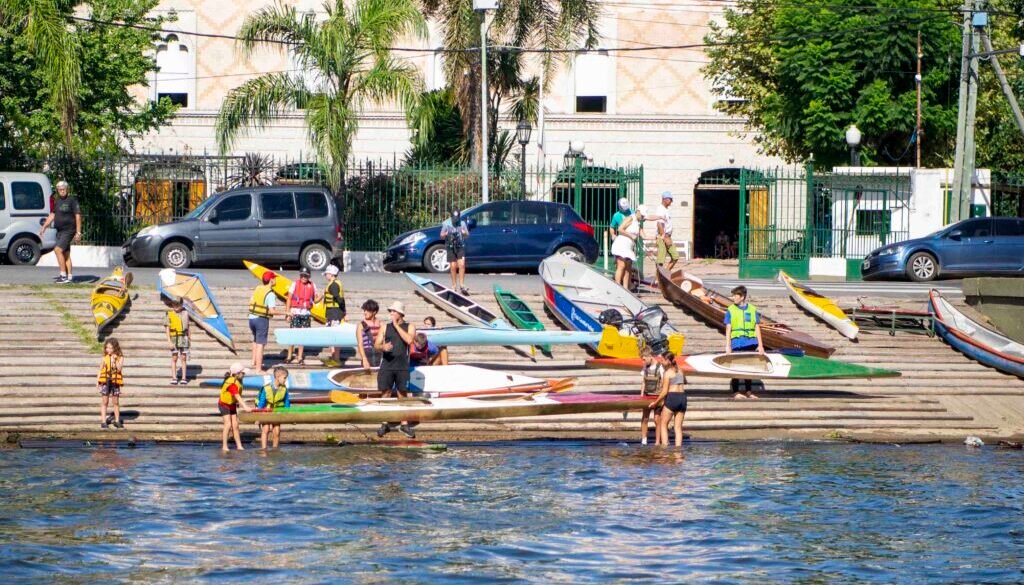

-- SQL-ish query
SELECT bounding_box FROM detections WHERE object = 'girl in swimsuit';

[655,351,687,447]
[638,348,664,445]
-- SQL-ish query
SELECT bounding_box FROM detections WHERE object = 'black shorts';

[55,228,75,251]
[99,383,121,397]
[362,349,382,367]
[377,368,409,396]
[218,402,237,415]
[664,392,687,413]
[446,246,465,262]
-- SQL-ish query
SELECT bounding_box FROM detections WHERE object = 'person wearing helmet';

[440,208,470,295]
[285,267,317,365]
[249,271,282,372]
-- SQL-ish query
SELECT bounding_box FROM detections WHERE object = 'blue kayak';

[273,323,601,347]
[157,269,234,351]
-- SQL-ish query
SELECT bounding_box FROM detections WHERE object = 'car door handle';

[501,228,514,233]
[983,239,994,244]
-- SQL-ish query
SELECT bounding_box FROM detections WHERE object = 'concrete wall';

[962,277,1024,343]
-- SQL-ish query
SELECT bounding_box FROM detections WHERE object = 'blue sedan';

[383,200,599,273]
[862,217,1024,281]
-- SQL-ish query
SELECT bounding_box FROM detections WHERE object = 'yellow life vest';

[324,281,343,310]
[261,383,288,410]
[167,310,186,339]
[97,355,123,385]
[249,284,273,318]
[727,303,758,339]
[220,376,242,405]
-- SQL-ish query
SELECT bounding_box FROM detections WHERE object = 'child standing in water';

[638,348,664,445]
[655,352,687,447]
[256,366,291,450]
[97,339,124,429]
[219,363,253,451]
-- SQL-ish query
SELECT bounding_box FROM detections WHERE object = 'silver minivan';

[122,185,343,270]
[0,172,56,265]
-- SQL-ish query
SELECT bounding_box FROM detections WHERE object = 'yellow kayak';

[777,271,858,340]
[91,267,133,338]
[243,260,330,324]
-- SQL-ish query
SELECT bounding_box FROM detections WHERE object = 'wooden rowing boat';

[91,266,132,338]
[587,352,899,380]
[493,285,551,354]
[778,271,858,339]
[929,290,1024,378]
[244,260,328,323]
[157,269,234,351]
[655,266,834,358]
[240,392,653,425]
[407,274,510,329]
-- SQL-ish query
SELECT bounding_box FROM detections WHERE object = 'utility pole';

[474,1,498,203]
[916,31,923,168]
[981,32,1024,137]
[951,0,981,222]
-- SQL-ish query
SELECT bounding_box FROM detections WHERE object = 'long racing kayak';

[240,392,653,425]
[274,323,601,347]
[778,270,858,339]
[587,352,900,380]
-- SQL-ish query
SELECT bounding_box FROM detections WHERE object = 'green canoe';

[493,285,550,354]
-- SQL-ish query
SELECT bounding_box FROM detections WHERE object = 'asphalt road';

[0,264,964,298]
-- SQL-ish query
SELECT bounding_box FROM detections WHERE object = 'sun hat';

[324,265,340,276]
[661,191,674,200]
[387,301,406,316]
[636,205,648,218]
[262,272,276,284]
[229,362,248,375]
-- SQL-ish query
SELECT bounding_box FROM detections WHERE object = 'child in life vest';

[256,366,291,449]
[97,338,124,429]
[285,268,317,365]
[219,362,254,451]
[164,298,191,385]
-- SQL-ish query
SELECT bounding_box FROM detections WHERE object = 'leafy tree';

[406,87,466,165]
[705,0,962,168]
[419,0,600,166]
[216,0,427,190]
[972,7,1024,171]
[0,0,174,160]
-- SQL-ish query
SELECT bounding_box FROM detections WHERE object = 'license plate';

[862,259,870,269]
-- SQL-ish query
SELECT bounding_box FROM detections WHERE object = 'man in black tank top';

[374,301,417,437]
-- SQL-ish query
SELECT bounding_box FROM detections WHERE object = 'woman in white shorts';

[611,206,644,291]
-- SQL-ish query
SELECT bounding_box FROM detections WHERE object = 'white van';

[0,172,56,265]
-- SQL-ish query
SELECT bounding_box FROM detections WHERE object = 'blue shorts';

[249,317,269,345]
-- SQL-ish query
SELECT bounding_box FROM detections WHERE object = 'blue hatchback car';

[861,216,1024,281]
[383,200,599,273]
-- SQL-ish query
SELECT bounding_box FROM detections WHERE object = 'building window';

[574,51,609,114]
[855,209,891,236]
[154,34,194,109]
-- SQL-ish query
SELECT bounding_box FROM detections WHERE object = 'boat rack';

[847,308,936,337]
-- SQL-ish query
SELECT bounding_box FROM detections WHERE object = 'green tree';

[216,0,427,189]
[419,0,600,166]
[972,7,1024,171]
[705,0,962,168]
[0,0,174,159]
[406,87,466,165]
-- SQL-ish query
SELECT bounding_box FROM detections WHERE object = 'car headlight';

[878,245,902,257]
[136,226,157,238]
[398,232,426,246]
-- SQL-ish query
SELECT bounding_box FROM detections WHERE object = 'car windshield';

[182,196,218,220]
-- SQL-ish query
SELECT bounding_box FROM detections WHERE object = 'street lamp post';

[845,124,862,166]
[474,0,498,202]
[516,120,532,197]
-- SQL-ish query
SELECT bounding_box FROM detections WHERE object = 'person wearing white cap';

[218,362,254,451]
[374,301,417,438]
[610,204,644,291]
[316,264,346,366]
[607,197,633,243]
[654,191,679,270]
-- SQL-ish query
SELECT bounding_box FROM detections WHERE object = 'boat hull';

[273,324,600,347]
[92,267,132,337]
[778,271,858,339]
[929,290,1024,378]
[240,393,653,425]
[244,260,328,323]
[157,269,234,351]
[493,285,550,353]
[586,352,900,380]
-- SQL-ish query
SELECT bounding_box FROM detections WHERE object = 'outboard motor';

[633,306,671,355]
[598,308,624,329]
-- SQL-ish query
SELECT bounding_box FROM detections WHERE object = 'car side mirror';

[208,210,219,223]
[466,218,477,230]
[947,229,962,241]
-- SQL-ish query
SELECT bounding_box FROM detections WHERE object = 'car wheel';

[7,237,41,265]
[906,252,937,282]
[424,244,449,273]
[555,245,584,263]
[300,244,331,271]
[160,242,192,269]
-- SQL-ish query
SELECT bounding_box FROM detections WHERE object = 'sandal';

[296,359,306,366]
[284,356,296,364]
[170,378,179,385]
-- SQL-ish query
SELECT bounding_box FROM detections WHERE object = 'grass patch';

[33,286,104,354]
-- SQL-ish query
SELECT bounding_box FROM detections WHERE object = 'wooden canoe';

[91,266,132,338]
[493,285,551,354]
[778,271,858,339]
[929,289,1024,378]
[655,266,834,358]
[243,260,329,323]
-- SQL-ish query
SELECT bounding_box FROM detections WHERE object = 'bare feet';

[733,393,747,400]
[747,392,759,400]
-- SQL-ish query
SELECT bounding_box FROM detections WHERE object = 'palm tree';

[419,0,600,166]
[216,0,427,189]
[0,0,81,146]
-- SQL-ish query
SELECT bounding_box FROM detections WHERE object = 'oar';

[328,390,361,404]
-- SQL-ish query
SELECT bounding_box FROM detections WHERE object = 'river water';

[0,441,1021,584]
